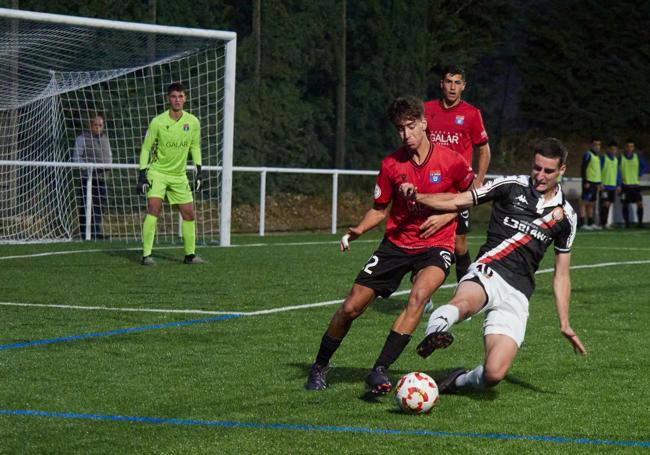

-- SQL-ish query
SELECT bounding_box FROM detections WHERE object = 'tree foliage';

[6,0,650,181]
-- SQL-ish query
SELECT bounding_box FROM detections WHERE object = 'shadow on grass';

[292,363,500,402]
[503,373,556,394]
[102,248,182,265]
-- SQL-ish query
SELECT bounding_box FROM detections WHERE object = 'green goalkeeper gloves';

[193,166,203,192]
[136,169,149,195]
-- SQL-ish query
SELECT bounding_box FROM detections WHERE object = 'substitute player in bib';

[305,96,474,394]
[399,137,586,393]
[620,140,647,229]
[424,65,491,281]
[136,82,206,265]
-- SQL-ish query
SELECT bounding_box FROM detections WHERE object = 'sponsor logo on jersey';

[429,171,442,183]
[429,131,460,145]
[183,123,190,132]
[374,184,381,199]
[503,216,550,242]
[455,115,465,125]
[164,140,190,148]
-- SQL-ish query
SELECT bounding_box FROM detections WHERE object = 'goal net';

[0,8,235,245]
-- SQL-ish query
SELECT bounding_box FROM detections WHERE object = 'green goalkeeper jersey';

[139,110,202,175]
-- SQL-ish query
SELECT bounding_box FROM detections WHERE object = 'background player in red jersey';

[424,65,491,282]
[305,96,474,394]
[399,137,586,394]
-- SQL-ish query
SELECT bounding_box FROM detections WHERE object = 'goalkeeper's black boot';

[416,331,454,359]
[141,256,155,266]
[365,366,392,395]
[184,254,208,264]
[305,363,330,391]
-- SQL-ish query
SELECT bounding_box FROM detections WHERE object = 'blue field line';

[0,408,648,448]
[0,314,242,351]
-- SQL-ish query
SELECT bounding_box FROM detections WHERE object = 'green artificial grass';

[1,229,649,453]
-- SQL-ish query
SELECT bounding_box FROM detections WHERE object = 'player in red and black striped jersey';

[424,65,491,282]
[399,137,586,394]
[306,96,473,394]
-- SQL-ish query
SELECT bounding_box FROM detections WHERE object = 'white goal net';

[0,8,235,245]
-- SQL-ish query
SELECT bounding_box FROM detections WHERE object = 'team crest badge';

[183,123,190,131]
[455,115,465,125]
[429,171,441,183]
[552,207,564,221]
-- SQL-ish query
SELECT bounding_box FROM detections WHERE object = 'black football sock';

[315,333,342,367]
[373,330,411,370]
[637,207,644,227]
[587,216,594,226]
[455,252,471,282]
[600,205,609,226]
[622,205,630,227]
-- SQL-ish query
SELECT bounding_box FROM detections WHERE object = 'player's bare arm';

[553,252,587,355]
[474,143,491,188]
[399,183,474,212]
[341,203,389,251]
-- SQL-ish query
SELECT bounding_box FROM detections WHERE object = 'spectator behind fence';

[73,114,112,239]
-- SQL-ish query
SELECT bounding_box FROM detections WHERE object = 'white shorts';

[459,263,529,346]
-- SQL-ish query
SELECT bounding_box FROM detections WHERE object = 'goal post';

[0,8,236,246]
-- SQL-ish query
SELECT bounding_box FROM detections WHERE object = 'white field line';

[2,259,649,317]
[0,237,489,261]
[0,302,241,315]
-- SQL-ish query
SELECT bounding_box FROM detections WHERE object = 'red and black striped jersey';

[471,175,577,298]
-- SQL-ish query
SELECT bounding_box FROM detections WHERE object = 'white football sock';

[455,364,485,390]
[425,304,459,335]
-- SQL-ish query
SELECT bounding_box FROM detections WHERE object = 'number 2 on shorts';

[363,255,379,274]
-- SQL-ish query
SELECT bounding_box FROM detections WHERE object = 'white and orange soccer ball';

[394,372,439,414]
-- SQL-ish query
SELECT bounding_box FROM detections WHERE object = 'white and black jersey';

[471,175,577,298]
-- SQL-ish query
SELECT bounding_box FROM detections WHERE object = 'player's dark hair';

[591,136,600,143]
[167,82,186,94]
[625,139,635,145]
[607,140,617,147]
[387,96,424,125]
[440,64,466,81]
[533,137,568,167]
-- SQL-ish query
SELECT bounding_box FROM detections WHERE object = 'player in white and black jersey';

[399,137,586,394]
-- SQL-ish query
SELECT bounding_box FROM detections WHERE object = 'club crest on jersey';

[552,206,565,221]
[182,123,190,132]
[455,115,465,125]
[429,171,442,183]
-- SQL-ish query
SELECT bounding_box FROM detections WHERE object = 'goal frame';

[0,7,236,246]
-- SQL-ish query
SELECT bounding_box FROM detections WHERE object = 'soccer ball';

[394,372,439,414]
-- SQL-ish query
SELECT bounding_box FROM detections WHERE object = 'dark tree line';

[5,0,650,174]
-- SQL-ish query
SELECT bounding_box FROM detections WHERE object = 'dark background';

[4,0,650,177]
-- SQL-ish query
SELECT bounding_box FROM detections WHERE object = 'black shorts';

[354,239,454,298]
[581,181,599,202]
[621,185,642,204]
[456,208,470,235]
[600,189,616,203]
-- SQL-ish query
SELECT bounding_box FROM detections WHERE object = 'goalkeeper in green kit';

[136,82,207,265]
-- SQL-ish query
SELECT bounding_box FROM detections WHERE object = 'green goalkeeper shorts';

[146,169,193,205]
